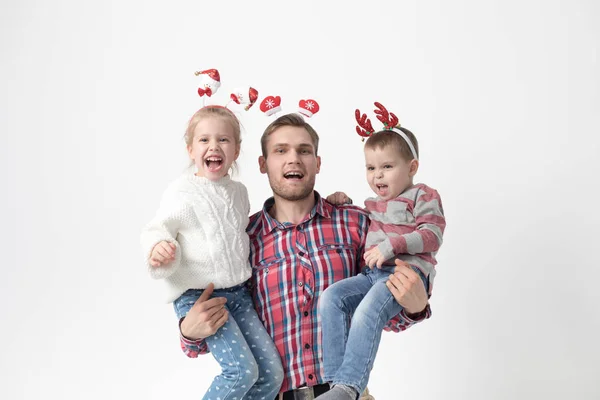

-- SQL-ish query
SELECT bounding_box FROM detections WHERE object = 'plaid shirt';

[179,192,431,392]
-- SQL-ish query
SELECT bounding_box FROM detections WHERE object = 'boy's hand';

[326,191,353,205]
[364,247,386,269]
[150,241,176,267]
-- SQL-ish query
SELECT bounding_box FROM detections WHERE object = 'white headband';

[391,127,418,160]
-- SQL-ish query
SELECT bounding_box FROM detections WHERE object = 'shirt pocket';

[254,255,285,274]
[314,241,357,283]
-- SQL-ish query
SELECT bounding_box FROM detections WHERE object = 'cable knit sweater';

[140,172,252,303]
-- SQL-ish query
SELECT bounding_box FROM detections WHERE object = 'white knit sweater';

[140,172,252,303]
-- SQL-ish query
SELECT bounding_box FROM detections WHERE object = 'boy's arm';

[378,187,446,259]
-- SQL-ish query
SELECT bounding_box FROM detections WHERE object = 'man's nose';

[286,151,301,164]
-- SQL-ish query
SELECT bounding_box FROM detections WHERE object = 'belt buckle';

[294,386,315,400]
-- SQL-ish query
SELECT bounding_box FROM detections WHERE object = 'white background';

[1,0,599,399]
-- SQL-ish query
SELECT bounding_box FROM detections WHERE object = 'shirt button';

[298,282,303,287]
[297,225,303,231]
[308,374,314,380]
[298,251,305,257]
[304,311,309,317]
[336,249,342,253]
[305,343,310,349]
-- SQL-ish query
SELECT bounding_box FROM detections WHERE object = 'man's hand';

[326,191,352,205]
[386,259,429,315]
[180,283,229,340]
[150,241,176,267]
[364,247,386,269]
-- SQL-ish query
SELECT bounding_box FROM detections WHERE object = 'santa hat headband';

[355,102,418,160]
[259,96,320,119]
[194,68,259,111]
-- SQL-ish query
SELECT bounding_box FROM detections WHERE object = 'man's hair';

[260,113,319,157]
[364,127,419,160]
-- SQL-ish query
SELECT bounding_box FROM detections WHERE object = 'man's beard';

[268,175,315,201]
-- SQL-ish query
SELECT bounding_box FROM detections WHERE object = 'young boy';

[317,103,446,400]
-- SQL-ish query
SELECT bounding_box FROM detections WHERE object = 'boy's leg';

[331,275,402,395]
[331,267,428,395]
[318,274,372,383]
[232,287,284,399]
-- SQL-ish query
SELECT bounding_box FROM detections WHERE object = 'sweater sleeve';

[140,187,185,279]
[378,187,446,258]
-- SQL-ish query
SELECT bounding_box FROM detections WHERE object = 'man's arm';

[177,283,229,357]
[384,260,431,331]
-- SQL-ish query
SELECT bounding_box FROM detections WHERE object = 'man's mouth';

[283,171,304,180]
[205,156,223,172]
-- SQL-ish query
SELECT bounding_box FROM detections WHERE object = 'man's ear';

[316,155,321,174]
[259,155,267,174]
[409,159,419,177]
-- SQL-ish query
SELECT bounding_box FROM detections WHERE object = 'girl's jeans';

[318,266,429,395]
[174,284,284,400]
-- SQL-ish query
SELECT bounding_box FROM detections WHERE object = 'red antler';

[355,109,374,138]
[373,102,399,129]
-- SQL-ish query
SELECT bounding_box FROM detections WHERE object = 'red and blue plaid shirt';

[179,193,430,392]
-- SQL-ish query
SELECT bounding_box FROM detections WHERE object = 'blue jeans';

[174,284,284,400]
[318,266,428,395]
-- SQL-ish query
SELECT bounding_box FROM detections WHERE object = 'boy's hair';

[364,127,419,161]
[260,113,319,157]
[184,106,242,148]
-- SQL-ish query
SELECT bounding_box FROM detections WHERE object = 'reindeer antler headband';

[355,102,418,160]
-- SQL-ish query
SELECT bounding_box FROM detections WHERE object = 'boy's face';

[364,145,418,201]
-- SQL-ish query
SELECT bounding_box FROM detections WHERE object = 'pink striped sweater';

[365,183,446,292]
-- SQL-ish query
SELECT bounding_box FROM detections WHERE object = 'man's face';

[259,125,321,202]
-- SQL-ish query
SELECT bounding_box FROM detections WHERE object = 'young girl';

[318,104,446,400]
[141,106,284,400]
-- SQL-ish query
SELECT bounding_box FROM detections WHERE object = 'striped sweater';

[365,183,446,292]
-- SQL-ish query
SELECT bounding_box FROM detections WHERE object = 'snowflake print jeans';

[174,284,284,400]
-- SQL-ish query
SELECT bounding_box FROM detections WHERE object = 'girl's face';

[187,116,240,181]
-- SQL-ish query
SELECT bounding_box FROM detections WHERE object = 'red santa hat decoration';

[195,68,221,98]
[230,87,259,110]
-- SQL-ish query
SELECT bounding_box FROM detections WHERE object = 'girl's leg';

[203,309,259,400]
[231,287,284,399]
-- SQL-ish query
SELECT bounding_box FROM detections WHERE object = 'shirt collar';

[260,191,331,235]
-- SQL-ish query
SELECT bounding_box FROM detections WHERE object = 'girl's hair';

[184,106,242,147]
[184,106,242,172]
[364,127,419,161]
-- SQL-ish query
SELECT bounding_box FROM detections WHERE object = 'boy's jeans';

[319,266,428,395]
[174,284,284,400]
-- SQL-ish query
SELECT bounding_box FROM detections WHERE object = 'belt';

[278,383,330,400]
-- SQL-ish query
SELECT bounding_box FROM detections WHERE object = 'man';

[179,114,431,399]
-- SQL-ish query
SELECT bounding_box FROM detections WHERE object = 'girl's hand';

[326,191,352,205]
[150,241,176,267]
